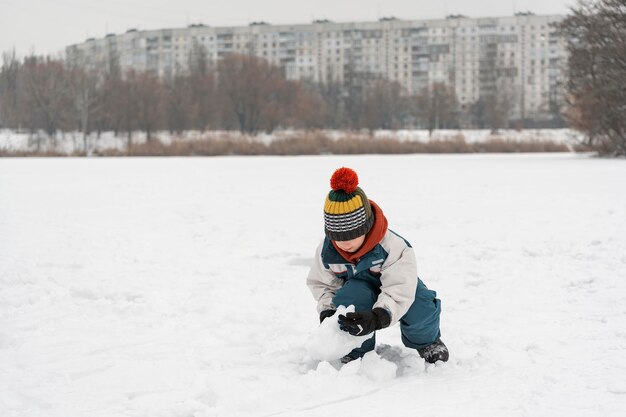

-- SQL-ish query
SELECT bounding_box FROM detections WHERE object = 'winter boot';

[417,338,449,363]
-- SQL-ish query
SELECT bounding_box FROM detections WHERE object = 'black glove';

[319,309,336,323]
[338,307,391,336]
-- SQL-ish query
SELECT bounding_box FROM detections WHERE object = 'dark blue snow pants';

[332,277,442,359]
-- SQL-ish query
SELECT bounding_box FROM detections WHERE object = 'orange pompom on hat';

[324,167,374,241]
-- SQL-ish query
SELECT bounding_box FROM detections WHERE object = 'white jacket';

[306,230,418,326]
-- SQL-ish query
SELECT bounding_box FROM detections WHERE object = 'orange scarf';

[331,200,388,264]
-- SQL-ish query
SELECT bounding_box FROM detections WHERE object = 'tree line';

[2,0,623,155]
[0,46,523,145]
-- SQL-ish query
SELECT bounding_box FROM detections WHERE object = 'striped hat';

[324,167,374,241]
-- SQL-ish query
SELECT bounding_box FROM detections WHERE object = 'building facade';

[66,13,567,123]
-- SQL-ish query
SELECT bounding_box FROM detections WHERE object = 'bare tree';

[415,82,459,135]
[188,43,216,131]
[361,80,404,132]
[260,78,300,133]
[67,60,103,153]
[217,54,295,134]
[556,0,626,155]
[132,71,163,142]
[291,81,326,129]
[164,73,192,135]
[118,71,138,147]
[343,70,365,130]
[306,80,347,129]
[20,56,73,145]
[0,50,22,129]
[472,80,516,132]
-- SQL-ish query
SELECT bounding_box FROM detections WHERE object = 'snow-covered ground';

[375,128,583,143]
[1,154,625,417]
[0,128,583,154]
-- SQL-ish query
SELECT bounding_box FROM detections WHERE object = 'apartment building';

[66,13,567,122]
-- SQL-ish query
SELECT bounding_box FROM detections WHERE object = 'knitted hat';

[324,167,375,241]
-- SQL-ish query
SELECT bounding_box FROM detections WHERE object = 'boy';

[306,167,449,364]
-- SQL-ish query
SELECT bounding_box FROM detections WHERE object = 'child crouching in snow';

[306,167,449,364]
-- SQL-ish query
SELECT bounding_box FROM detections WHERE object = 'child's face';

[334,235,366,253]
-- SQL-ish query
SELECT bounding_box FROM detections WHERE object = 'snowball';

[306,305,372,361]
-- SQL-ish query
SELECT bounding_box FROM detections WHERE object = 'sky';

[0,0,574,57]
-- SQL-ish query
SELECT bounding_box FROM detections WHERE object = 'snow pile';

[306,305,372,361]
[310,350,398,382]
[358,351,398,381]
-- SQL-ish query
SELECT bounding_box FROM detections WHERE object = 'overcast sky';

[1,0,574,56]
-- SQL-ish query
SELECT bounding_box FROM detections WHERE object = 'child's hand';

[337,308,390,336]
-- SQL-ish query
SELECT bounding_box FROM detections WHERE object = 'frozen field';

[1,154,625,417]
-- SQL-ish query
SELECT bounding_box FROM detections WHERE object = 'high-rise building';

[66,13,567,124]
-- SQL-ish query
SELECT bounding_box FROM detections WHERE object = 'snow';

[376,128,584,144]
[306,305,371,361]
[1,154,625,416]
[0,128,583,154]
